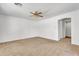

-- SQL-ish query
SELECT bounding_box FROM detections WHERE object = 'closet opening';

[58,18,71,40]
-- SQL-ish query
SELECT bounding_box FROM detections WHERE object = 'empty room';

[0,3,79,56]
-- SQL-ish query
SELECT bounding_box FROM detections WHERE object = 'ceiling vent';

[14,3,23,6]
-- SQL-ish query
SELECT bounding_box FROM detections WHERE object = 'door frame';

[58,18,71,39]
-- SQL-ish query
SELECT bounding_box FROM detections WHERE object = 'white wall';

[36,18,59,41]
[0,15,38,42]
[35,9,79,45]
[0,14,59,42]
[45,10,79,45]
[0,10,79,45]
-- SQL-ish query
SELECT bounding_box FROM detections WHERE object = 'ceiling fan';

[14,3,46,18]
[30,11,43,17]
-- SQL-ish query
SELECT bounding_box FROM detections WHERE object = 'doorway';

[58,18,71,39]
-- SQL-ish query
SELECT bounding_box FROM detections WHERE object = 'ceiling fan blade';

[38,12,42,14]
[30,14,38,17]
[30,14,43,17]
[37,15,43,17]
[36,9,48,14]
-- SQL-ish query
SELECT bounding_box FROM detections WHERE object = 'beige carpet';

[0,37,79,56]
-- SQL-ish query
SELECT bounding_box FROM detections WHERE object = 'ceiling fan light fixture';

[30,11,43,17]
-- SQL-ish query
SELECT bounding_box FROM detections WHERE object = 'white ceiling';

[0,3,79,20]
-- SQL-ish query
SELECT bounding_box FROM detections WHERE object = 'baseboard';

[0,36,37,43]
[38,36,59,41]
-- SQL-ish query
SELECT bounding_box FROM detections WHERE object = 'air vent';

[14,3,23,6]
